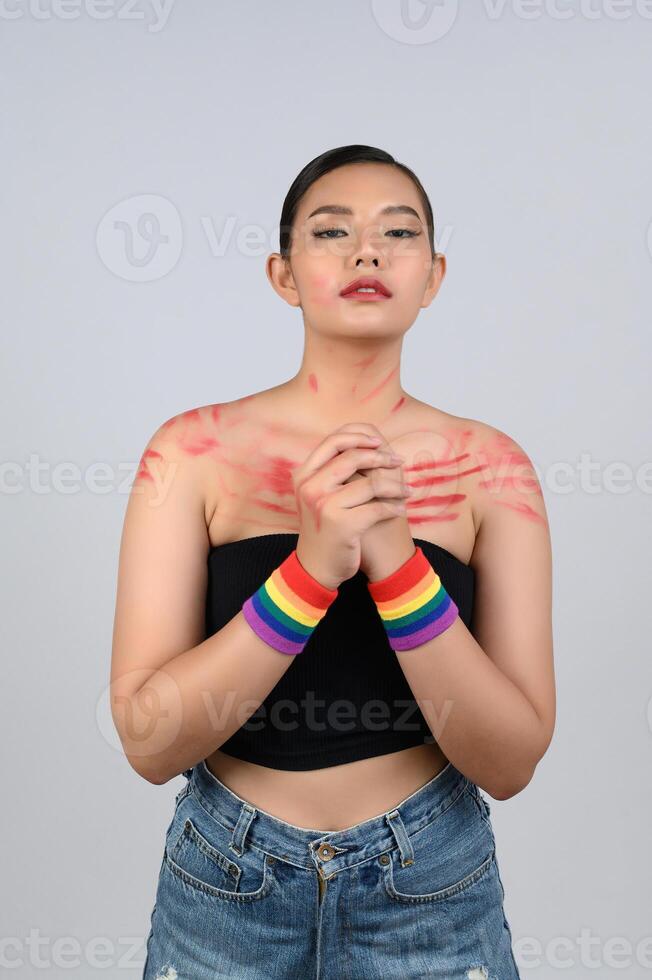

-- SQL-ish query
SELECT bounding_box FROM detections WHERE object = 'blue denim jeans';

[143,758,520,979]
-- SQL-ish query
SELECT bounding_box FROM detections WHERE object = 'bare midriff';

[204,742,450,832]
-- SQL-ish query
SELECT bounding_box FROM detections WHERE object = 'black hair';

[279,144,436,262]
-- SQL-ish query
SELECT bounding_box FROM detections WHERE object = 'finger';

[333,422,384,440]
[355,465,410,496]
[295,432,383,487]
[332,474,378,509]
[351,498,409,533]
[350,468,408,498]
[329,480,409,532]
[319,447,404,494]
[331,469,405,509]
[333,423,392,454]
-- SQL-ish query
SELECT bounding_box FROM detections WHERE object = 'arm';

[110,412,298,785]
[389,432,556,800]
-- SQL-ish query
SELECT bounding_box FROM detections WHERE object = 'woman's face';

[274,162,444,338]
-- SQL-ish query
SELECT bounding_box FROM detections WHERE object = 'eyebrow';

[306,204,422,222]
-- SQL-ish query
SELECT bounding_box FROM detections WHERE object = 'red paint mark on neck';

[308,373,318,393]
[353,353,378,369]
[359,365,399,404]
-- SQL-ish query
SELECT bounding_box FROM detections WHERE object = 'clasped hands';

[339,421,416,583]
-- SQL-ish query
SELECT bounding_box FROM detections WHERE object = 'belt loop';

[229,801,256,857]
[385,808,415,867]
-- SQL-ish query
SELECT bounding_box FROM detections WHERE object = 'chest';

[204,422,480,567]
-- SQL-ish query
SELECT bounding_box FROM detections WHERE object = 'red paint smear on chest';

[308,373,318,393]
[405,453,470,473]
[408,463,487,487]
[408,513,459,525]
[406,492,466,508]
[479,475,541,493]
[256,456,296,496]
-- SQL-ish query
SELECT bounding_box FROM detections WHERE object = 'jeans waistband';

[186,758,470,875]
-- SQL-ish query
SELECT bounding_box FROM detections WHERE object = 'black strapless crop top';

[205,533,475,771]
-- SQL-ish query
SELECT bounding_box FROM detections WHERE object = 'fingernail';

[389,454,405,463]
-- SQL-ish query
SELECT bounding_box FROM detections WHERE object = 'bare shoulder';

[144,400,239,462]
[398,399,549,543]
[455,414,549,533]
[138,395,262,510]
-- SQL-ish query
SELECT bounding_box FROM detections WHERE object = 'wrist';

[367,545,459,651]
[295,558,342,593]
[242,548,339,656]
[295,543,342,591]
[365,542,417,583]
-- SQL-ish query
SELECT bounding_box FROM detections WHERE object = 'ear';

[266,253,302,308]
[420,252,446,309]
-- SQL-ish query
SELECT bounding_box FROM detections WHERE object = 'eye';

[312,226,347,238]
[311,226,421,240]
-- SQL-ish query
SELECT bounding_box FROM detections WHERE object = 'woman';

[111,145,555,979]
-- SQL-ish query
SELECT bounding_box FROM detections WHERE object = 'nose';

[348,224,386,269]
[352,236,383,268]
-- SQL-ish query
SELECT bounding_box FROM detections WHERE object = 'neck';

[285,331,407,430]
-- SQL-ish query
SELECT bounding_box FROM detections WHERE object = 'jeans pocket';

[381,783,496,903]
[163,795,274,902]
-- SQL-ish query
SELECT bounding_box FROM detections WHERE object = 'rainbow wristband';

[367,545,459,651]
[242,549,338,655]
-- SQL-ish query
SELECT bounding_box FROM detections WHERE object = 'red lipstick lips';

[339,277,392,299]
